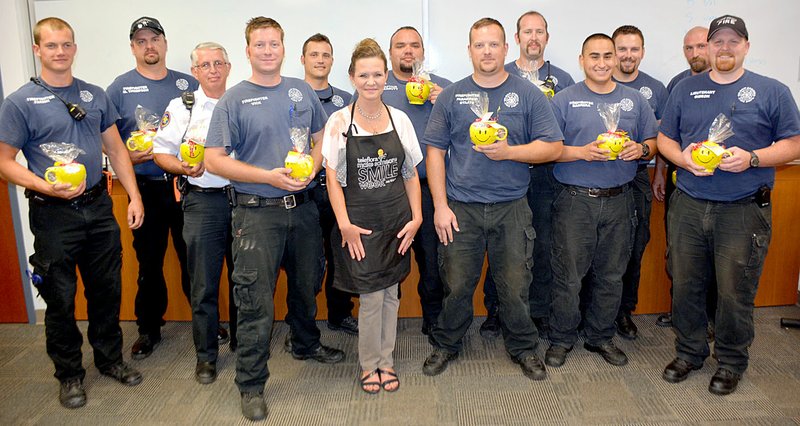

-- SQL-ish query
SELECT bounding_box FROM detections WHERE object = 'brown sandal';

[378,369,400,392]
[360,370,380,394]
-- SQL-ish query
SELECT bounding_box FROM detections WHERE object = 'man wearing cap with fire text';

[658,15,800,395]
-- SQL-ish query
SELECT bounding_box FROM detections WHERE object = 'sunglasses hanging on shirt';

[30,77,86,121]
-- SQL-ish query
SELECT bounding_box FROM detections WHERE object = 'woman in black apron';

[322,39,422,394]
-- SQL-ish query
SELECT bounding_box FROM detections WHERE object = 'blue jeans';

[183,189,235,363]
[431,198,538,358]
[483,164,557,319]
[668,190,771,374]
[619,166,652,315]
[231,197,325,393]
[28,192,123,381]
[413,181,444,326]
[550,185,635,347]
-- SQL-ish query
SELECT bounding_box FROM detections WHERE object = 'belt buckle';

[283,194,297,209]
[587,188,601,197]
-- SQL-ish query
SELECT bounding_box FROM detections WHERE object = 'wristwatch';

[640,143,651,159]
[749,151,760,168]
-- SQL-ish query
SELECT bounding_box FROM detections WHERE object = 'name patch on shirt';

[456,92,481,105]
[690,90,715,99]
[241,96,269,106]
[26,95,55,105]
[569,101,594,108]
[123,85,150,94]
[384,85,399,91]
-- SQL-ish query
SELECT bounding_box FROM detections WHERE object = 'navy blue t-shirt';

[206,77,327,198]
[107,69,198,176]
[504,60,575,94]
[422,75,563,203]
[0,78,118,188]
[315,85,352,118]
[613,71,668,120]
[666,69,693,94]
[660,70,800,201]
[551,82,658,188]
[382,71,452,179]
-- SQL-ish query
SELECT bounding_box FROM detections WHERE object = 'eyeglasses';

[193,60,229,71]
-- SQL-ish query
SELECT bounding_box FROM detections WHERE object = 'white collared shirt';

[153,89,229,188]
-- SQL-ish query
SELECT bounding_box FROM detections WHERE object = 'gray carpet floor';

[1,306,800,425]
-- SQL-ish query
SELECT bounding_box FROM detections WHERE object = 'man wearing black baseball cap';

[707,14,748,41]
[658,14,800,395]
[129,16,165,40]
[107,17,200,361]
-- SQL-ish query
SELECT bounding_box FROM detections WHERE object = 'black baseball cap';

[708,15,748,41]
[129,16,165,40]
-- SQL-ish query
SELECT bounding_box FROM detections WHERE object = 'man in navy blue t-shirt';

[480,10,576,341]
[205,17,344,421]
[421,18,563,381]
[107,17,200,361]
[300,33,358,336]
[608,25,668,340]
[658,15,800,395]
[546,33,657,369]
[383,26,452,337]
[0,17,144,409]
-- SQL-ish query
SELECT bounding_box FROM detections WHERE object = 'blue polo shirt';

[206,77,327,198]
[107,69,198,176]
[551,81,658,188]
[422,74,563,203]
[660,70,800,201]
[0,78,118,188]
[613,70,668,120]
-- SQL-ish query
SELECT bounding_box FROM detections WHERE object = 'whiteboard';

[33,0,800,103]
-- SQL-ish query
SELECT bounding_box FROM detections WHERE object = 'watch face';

[750,152,759,167]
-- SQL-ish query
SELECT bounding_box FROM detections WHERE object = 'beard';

[618,60,637,74]
[714,54,735,72]
[689,56,709,73]
[399,63,413,74]
[144,53,161,66]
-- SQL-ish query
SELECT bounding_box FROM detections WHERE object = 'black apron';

[331,105,412,294]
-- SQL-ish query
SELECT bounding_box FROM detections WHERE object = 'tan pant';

[358,284,400,371]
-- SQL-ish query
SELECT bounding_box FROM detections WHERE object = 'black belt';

[567,184,629,198]
[136,174,172,185]
[637,163,649,172]
[236,191,311,209]
[186,183,227,193]
[26,182,106,207]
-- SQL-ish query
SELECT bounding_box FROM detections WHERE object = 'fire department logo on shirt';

[738,87,756,103]
[549,76,559,88]
[160,111,171,129]
[504,92,519,108]
[288,88,304,102]
[332,95,344,107]
[620,98,634,112]
[639,86,653,100]
[176,79,189,91]
[79,90,93,103]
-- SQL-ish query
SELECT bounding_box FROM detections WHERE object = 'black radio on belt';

[756,186,770,208]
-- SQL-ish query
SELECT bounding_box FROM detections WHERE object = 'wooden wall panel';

[75,166,800,321]
[0,181,28,323]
